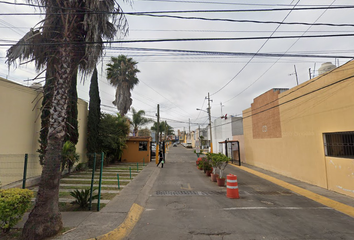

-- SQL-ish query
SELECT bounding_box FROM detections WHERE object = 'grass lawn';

[60,185,121,190]
[58,191,117,200]
[60,180,130,185]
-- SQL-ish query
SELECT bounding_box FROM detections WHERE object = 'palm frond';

[6,29,45,69]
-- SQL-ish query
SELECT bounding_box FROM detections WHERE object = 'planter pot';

[206,170,212,176]
[217,177,225,186]
[210,173,218,182]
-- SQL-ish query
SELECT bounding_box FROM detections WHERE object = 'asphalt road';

[126,146,354,240]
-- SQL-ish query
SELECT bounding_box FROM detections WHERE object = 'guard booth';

[218,140,241,166]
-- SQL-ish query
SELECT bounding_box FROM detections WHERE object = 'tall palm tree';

[106,55,140,116]
[130,107,153,136]
[6,1,128,239]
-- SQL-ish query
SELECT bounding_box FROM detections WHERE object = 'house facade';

[243,61,354,198]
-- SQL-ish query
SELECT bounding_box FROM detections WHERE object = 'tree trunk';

[114,84,132,116]
[22,46,74,240]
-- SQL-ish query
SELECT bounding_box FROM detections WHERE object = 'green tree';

[6,1,128,239]
[61,141,80,174]
[130,107,152,136]
[87,68,101,167]
[151,121,174,140]
[99,113,130,163]
[106,55,140,116]
[138,127,152,137]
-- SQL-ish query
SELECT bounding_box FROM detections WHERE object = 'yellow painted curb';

[88,203,144,240]
[230,163,354,218]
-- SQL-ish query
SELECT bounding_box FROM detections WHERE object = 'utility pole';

[189,118,190,134]
[220,102,224,116]
[156,104,160,164]
[207,92,213,153]
[309,68,312,79]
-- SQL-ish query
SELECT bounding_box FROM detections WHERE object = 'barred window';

[139,142,148,151]
[323,132,354,158]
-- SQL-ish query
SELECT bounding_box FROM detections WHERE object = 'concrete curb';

[89,162,160,240]
[56,161,160,240]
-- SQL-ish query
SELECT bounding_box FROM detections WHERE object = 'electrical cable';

[211,0,301,96]
[224,0,338,103]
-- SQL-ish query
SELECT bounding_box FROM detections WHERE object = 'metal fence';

[0,154,42,188]
[0,153,89,189]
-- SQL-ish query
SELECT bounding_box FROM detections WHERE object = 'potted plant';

[209,153,219,182]
[214,153,230,186]
[196,157,202,166]
[204,162,213,176]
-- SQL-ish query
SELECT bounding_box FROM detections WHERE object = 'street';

[126,145,354,240]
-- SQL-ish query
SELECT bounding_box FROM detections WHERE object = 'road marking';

[230,163,354,218]
[223,207,331,210]
[181,183,192,190]
[91,203,144,240]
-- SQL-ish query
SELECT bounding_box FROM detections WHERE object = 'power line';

[224,0,338,103]
[212,73,354,129]
[211,0,301,96]
[3,33,354,48]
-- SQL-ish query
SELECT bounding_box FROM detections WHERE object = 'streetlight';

[196,107,213,153]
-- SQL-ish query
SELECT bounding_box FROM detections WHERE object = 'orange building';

[121,136,152,163]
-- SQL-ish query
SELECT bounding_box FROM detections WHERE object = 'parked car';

[173,142,177,147]
[185,143,192,148]
[151,144,156,157]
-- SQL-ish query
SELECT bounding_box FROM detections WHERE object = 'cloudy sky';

[1,0,354,133]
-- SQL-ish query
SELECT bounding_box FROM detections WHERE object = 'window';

[323,132,354,158]
[139,141,148,151]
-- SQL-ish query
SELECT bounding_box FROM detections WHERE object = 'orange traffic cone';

[226,174,240,199]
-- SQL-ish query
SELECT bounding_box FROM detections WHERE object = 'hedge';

[0,188,33,233]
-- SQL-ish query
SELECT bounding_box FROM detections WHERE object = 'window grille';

[323,132,354,158]
[139,141,148,151]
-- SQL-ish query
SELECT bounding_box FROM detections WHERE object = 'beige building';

[243,61,354,198]
[0,78,88,187]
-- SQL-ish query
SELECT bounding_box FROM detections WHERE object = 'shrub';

[61,141,80,174]
[209,153,230,178]
[75,162,87,172]
[0,188,33,233]
[70,188,99,209]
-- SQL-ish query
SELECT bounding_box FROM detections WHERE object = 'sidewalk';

[17,154,354,240]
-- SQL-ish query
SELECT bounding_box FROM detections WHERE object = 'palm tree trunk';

[22,46,74,240]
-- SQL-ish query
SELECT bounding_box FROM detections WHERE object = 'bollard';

[89,153,97,210]
[22,154,28,189]
[117,174,120,190]
[97,152,104,211]
[137,162,139,172]
[129,167,132,179]
[226,174,240,199]
[143,158,145,166]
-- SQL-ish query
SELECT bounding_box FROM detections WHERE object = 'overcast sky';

[1,0,354,133]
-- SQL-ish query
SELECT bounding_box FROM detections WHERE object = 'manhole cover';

[155,190,225,196]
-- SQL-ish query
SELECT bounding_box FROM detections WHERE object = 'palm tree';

[130,107,153,136]
[106,55,140,116]
[6,1,128,239]
[151,121,173,140]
